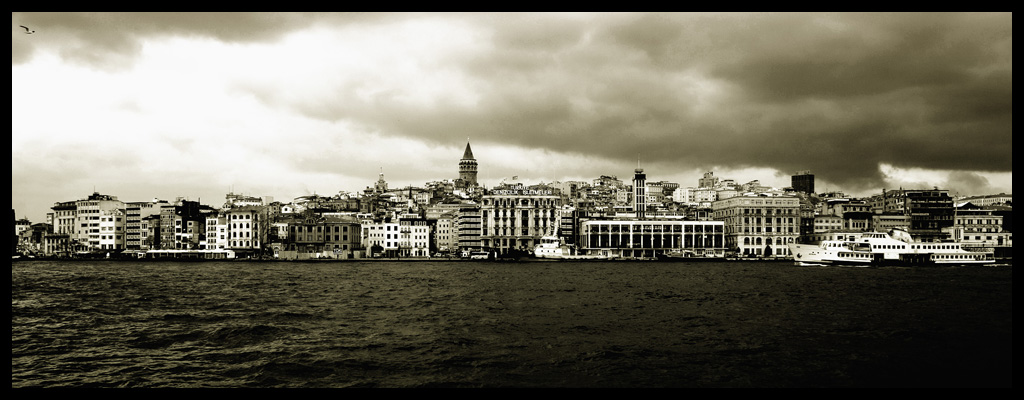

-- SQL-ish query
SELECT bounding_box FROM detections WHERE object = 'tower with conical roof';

[459,140,478,186]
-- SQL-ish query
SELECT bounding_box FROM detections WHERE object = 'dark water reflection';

[11,260,1012,387]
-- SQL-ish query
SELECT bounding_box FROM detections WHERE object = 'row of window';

[291,234,351,242]
[739,227,796,233]
[740,237,794,245]
[955,219,1001,225]
[933,254,986,260]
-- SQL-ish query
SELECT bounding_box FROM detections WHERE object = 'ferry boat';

[788,228,995,267]
[534,236,614,260]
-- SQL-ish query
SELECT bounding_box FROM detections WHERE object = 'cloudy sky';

[12,12,1013,222]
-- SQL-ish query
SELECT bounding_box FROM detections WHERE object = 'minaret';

[459,139,478,186]
[633,156,647,219]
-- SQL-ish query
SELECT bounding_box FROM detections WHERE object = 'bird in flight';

[19,25,35,34]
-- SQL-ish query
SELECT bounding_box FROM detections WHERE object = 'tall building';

[457,203,482,252]
[125,199,168,250]
[458,140,478,186]
[433,213,458,254]
[224,206,262,254]
[792,170,815,195]
[74,193,125,251]
[633,167,647,219]
[699,171,718,189]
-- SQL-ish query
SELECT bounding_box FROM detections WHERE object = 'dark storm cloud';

[271,12,1011,194]
[454,12,1012,192]
[16,12,1011,194]
[12,12,401,69]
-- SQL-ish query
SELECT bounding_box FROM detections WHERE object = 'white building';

[672,187,695,205]
[579,219,726,259]
[694,188,718,208]
[75,193,125,251]
[362,220,401,255]
[480,190,561,254]
[97,209,124,250]
[434,214,458,253]
[399,218,431,257]
[202,215,226,250]
[225,207,261,252]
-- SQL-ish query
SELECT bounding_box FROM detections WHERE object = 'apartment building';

[712,194,801,257]
[480,191,561,255]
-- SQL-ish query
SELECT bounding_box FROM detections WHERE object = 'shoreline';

[11,255,1010,265]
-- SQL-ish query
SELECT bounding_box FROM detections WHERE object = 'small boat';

[469,251,492,260]
[788,228,995,267]
[533,236,614,260]
[656,249,726,262]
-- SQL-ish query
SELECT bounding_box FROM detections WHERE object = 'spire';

[462,140,475,160]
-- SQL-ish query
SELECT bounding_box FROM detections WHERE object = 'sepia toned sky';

[12,12,1012,222]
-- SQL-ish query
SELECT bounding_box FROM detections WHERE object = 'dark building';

[792,170,815,195]
[457,203,481,252]
[633,167,647,219]
[157,200,204,250]
[284,214,361,258]
[871,188,954,242]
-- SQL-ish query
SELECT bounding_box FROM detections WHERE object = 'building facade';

[399,218,431,257]
[948,204,1011,247]
[870,189,954,242]
[457,203,482,252]
[712,194,801,257]
[282,215,361,259]
[125,200,167,250]
[480,191,561,255]
[363,219,400,257]
[579,219,726,259]
[433,214,458,254]
[74,193,125,251]
[224,206,261,254]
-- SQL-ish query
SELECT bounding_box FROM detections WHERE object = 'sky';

[12,12,1013,222]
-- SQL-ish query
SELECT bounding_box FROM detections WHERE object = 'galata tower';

[459,140,478,186]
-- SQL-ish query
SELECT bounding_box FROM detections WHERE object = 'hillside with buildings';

[12,142,1013,260]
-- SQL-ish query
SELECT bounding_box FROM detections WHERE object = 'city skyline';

[12,12,1013,222]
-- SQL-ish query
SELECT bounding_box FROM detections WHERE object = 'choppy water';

[11,260,1012,388]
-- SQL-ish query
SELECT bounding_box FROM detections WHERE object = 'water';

[11,260,1012,388]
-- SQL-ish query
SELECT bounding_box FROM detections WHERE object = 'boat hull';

[656,254,726,262]
[789,242,995,267]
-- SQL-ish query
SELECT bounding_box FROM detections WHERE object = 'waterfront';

[11,260,1012,388]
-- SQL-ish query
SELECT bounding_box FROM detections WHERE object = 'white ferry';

[534,236,614,260]
[788,228,995,267]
